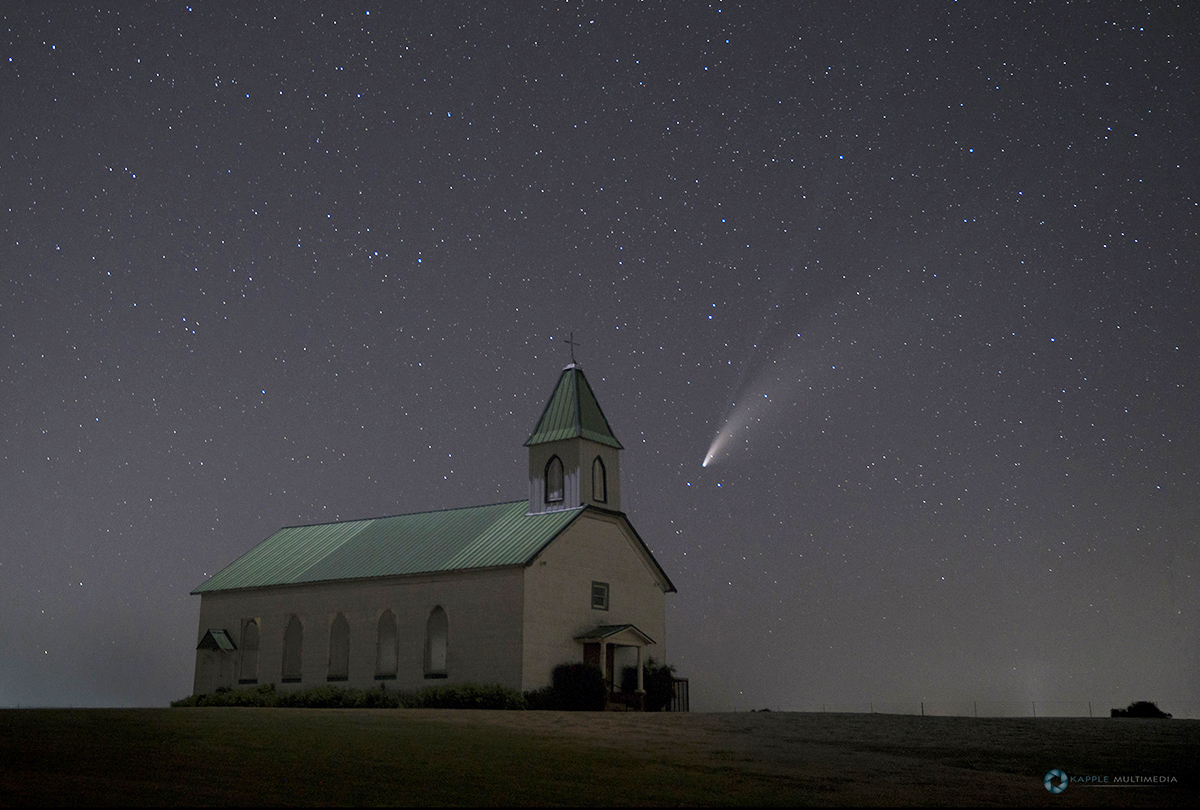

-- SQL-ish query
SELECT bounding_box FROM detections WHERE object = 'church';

[191,362,675,701]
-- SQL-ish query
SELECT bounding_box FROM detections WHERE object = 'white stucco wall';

[520,510,668,691]
[192,566,525,695]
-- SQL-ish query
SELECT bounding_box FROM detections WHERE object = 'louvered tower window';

[545,456,564,503]
[592,456,607,503]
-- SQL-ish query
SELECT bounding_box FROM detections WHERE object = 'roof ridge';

[278,499,530,530]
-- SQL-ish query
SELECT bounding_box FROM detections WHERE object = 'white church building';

[191,363,675,699]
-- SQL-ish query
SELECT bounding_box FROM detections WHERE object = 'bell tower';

[525,363,622,514]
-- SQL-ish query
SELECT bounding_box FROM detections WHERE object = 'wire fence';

[2,697,1196,719]
[803,701,1199,720]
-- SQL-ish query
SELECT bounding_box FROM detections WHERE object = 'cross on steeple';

[564,331,581,365]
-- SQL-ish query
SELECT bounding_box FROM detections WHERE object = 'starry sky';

[2,2,1197,713]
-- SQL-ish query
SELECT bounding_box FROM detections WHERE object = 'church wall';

[193,567,525,696]
[520,511,667,692]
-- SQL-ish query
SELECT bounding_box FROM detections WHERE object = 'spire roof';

[525,364,623,449]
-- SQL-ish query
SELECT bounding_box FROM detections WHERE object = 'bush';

[619,658,677,712]
[277,684,392,709]
[411,683,527,710]
[170,684,281,708]
[545,663,607,711]
[523,685,561,711]
[1111,701,1171,718]
[644,659,677,712]
[171,682,521,710]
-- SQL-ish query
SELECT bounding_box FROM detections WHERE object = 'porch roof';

[575,623,656,646]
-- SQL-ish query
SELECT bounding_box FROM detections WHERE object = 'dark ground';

[1,709,1194,806]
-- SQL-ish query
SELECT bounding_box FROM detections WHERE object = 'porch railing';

[670,677,690,712]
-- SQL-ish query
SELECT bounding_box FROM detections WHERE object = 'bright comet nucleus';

[701,400,758,468]
[702,426,733,467]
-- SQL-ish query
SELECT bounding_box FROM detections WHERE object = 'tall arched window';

[328,613,350,681]
[282,614,303,683]
[239,619,259,684]
[592,456,607,503]
[545,456,564,504]
[375,609,398,680]
[425,606,448,678]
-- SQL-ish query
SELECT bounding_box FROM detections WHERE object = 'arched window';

[328,613,350,681]
[375,609,398,680]
[425,606,448,678]
[239,619,260,684]
[592,456,607,503]
[545,456,564,504]
[282,614,303,682]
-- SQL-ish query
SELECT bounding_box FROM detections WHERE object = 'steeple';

[526,364,622,513]
[525,364,622,449]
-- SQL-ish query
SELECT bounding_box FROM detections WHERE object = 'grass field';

[1,708,1194,806]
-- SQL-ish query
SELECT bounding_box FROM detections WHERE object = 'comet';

[701,391,772,468]
[701,265,808,468]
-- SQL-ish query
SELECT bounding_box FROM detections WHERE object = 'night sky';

[3,2,1197,713]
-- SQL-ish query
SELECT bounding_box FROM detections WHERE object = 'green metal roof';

[525,364,623,449]
[574,624,657,645]
[193,501,585,594]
